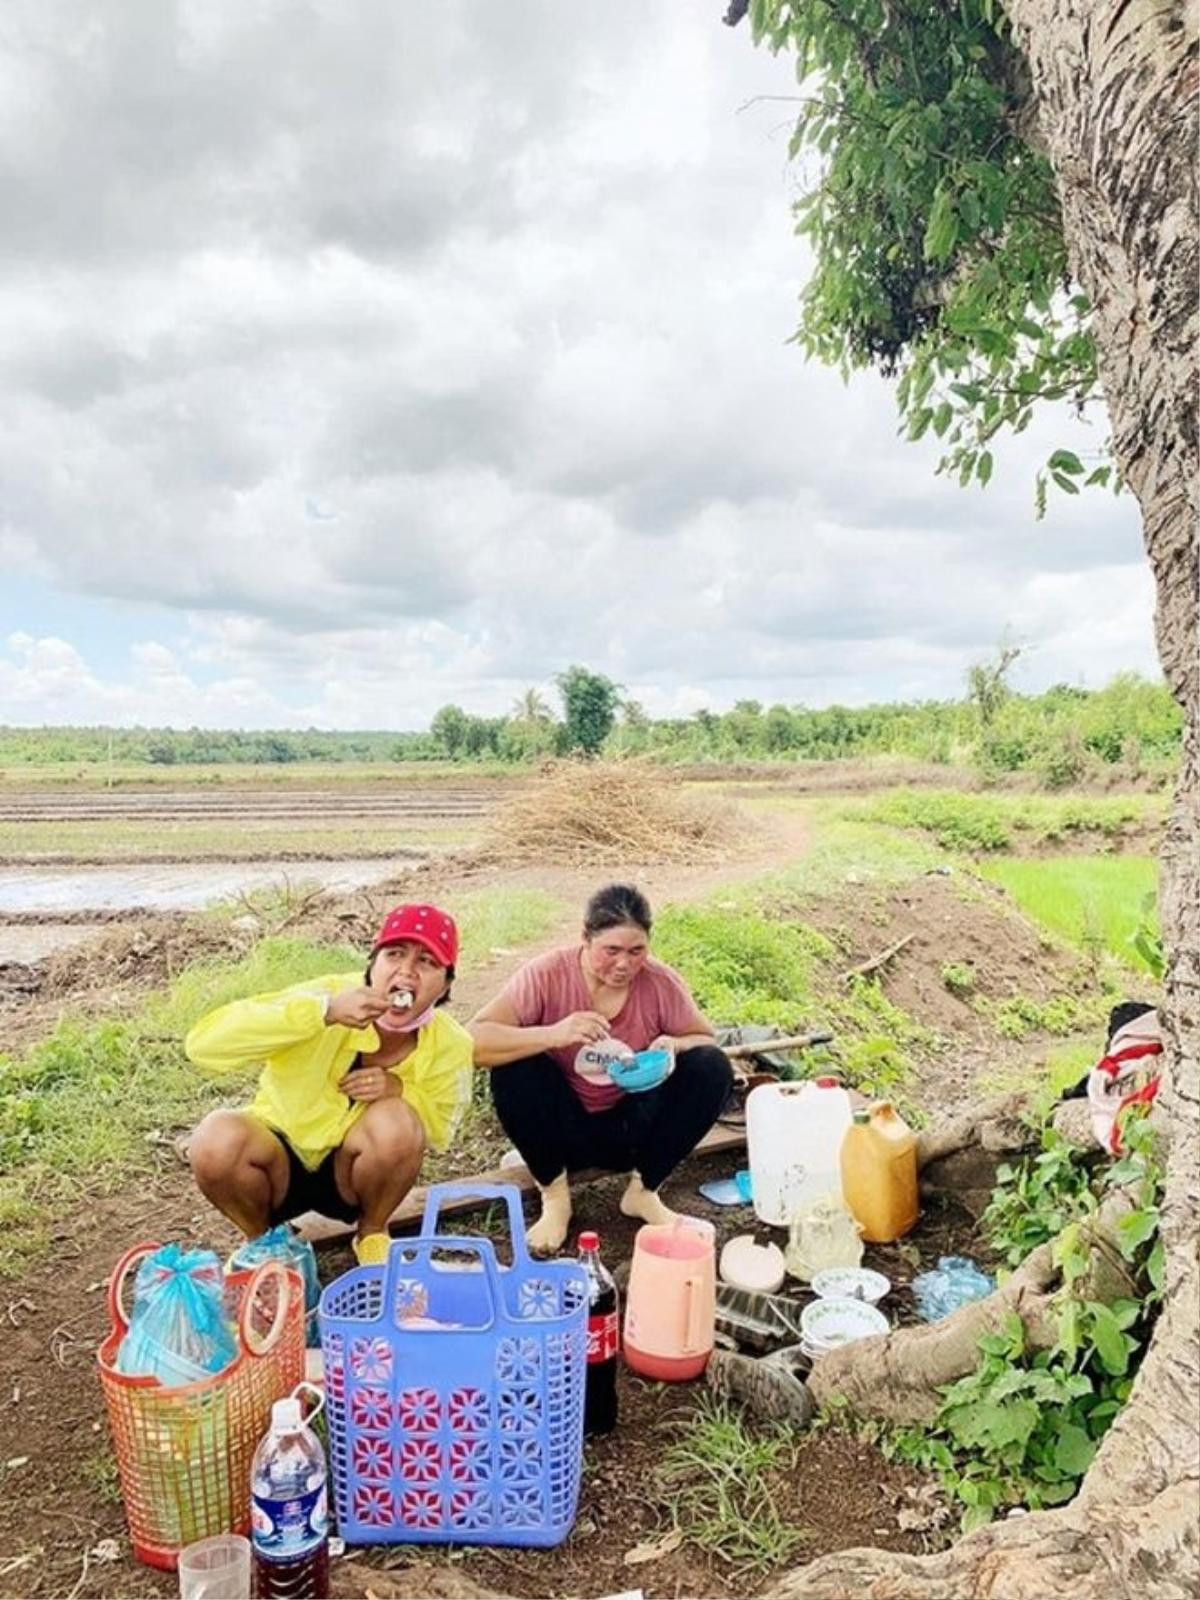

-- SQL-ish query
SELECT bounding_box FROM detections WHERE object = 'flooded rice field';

[0,856,413,916]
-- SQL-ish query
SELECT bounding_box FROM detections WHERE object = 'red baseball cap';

[371,903,458,968]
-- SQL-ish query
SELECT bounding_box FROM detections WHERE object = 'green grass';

[0,886,562,1277]
[975,1040,1096,1115]
[653,894,935,1105]
[977,856,1159,973]
[656,1394,808,1572]
[854,789,1160,854]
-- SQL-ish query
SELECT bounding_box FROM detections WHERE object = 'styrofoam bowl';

[810,1267,891,1305]
[719,1234,786,1295]
[800,1295,889,1349]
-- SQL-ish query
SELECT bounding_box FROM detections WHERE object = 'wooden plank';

[295,1120,747,1248]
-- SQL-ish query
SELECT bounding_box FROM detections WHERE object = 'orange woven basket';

[97,1240,305,1569]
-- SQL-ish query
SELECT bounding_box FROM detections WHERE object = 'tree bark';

[767,1,1200,1593]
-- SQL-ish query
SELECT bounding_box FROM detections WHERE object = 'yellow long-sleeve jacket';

[184,973,474,1170]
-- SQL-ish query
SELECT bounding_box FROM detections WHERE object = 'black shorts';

[270,1140,360,1225]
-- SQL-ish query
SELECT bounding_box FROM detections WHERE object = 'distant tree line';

[0,669,1181,784]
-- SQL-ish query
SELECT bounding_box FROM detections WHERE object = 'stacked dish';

[799,1294,888,1360]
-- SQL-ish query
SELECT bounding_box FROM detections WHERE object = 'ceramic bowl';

[609,1049,671,1093]
[799,1295,889,1349]
[810,1266,891,1304]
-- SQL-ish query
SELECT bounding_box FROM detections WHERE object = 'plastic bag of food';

[784,1193,864,1283]
[912,1255,995,1321]
[229,1224,321,1347]
[115,1243,238,1386]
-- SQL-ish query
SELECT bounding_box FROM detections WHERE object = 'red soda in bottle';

[578,1230,619,1435]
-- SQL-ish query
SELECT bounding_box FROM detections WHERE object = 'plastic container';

[578,1231,619,1435]
[251,1394,329,1598]
[609,1049,672,1093]
[177,1535,250,1600]
[320,1182,587,1549]
[840,1102,919,1243]
[623,1218,715,1381]
[714,1284,805,1353]
[912,1256,995,1322]
[97,1243,305,1571]
[746,1077,852,1227]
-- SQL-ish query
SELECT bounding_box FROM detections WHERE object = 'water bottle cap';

[814,1076,840,1088]
[272,1396,302,1431]
[578,1230,600,1251]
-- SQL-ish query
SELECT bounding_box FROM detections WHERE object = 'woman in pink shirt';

[469,884,733,1253]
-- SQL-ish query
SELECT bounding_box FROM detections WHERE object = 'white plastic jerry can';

[745,1076,853,1227]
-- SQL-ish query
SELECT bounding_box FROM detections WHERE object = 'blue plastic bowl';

[609,1049,671,1093]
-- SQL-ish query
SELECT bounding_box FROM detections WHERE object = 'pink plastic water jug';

[622,1219,715,1381]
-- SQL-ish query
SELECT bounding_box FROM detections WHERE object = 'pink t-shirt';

[499,945,710,1112]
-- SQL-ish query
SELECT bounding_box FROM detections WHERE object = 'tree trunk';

[767,1,1200,1593]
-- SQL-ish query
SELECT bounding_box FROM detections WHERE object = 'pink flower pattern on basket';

[354,1484,395,1527]
[398,1387,441,1433]
[349,1386,391,1434]
[400,1489,443,1530]
[448,1386,489,1433]
[399,1439,441,1484]
[349,1336,394,1382]
[352,1436,393,1483]
[450,1439,490,1482]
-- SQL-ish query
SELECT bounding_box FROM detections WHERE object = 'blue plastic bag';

[912,1254,995,1322]
[230,1224,321,1347]
[115,1243,238,1385]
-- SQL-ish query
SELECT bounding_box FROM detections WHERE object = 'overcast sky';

[0,1,1157,730]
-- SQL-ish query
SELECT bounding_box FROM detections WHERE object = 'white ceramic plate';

[810,1267,891,1304]
[800,1295,889,1347]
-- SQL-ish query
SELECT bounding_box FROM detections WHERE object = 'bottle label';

[587,1309,619,1363]
[252,1482,328,1562]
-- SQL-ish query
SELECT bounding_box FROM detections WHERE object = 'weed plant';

[656,1394,807,1571]
[879,1113,1163,1529]
[653,902,934,1101]
[856,789,1155,854]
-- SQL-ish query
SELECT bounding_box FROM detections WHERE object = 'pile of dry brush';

[481,759,742,865]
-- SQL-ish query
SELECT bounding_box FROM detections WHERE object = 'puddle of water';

[0,858,412,915]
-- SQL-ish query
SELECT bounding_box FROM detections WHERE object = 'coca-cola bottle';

[578,1230,618,1435]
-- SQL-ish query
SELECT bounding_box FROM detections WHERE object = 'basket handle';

[419,1181,533,1264]
[382,1232,505,1330]
[105,1241,162,1339]
[239,1259,294,1357]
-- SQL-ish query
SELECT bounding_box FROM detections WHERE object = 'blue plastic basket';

[320,1182,588,1549]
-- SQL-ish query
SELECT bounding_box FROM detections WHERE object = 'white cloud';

[0,1,1158,730]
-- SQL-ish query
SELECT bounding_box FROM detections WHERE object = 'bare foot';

[619,1173,678,1227]
[526,1173,572,1255]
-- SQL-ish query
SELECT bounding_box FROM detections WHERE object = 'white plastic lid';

[272,1397,302,1432]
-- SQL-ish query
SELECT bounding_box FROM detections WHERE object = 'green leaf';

[1048,449,1085,475]
[1053,1423,1097,1476]
[1116,1207,1159,1258]
[1087,1303,1131,1377]
[977,449,994,485]
[1147,1237,1166,1293]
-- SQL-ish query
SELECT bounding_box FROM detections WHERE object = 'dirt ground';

[0,783,1128,1599]
[0,1141,980,1600]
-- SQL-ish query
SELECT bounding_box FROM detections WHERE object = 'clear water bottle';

[250,1395,330,1598]
[578,1230,619,1436]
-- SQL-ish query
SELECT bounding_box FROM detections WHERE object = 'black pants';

[489,1046,733,1191]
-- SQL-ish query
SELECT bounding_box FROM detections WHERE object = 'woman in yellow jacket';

[185,903,472,1266]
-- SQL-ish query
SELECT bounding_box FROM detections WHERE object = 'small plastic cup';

[177,1534,251,1600]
